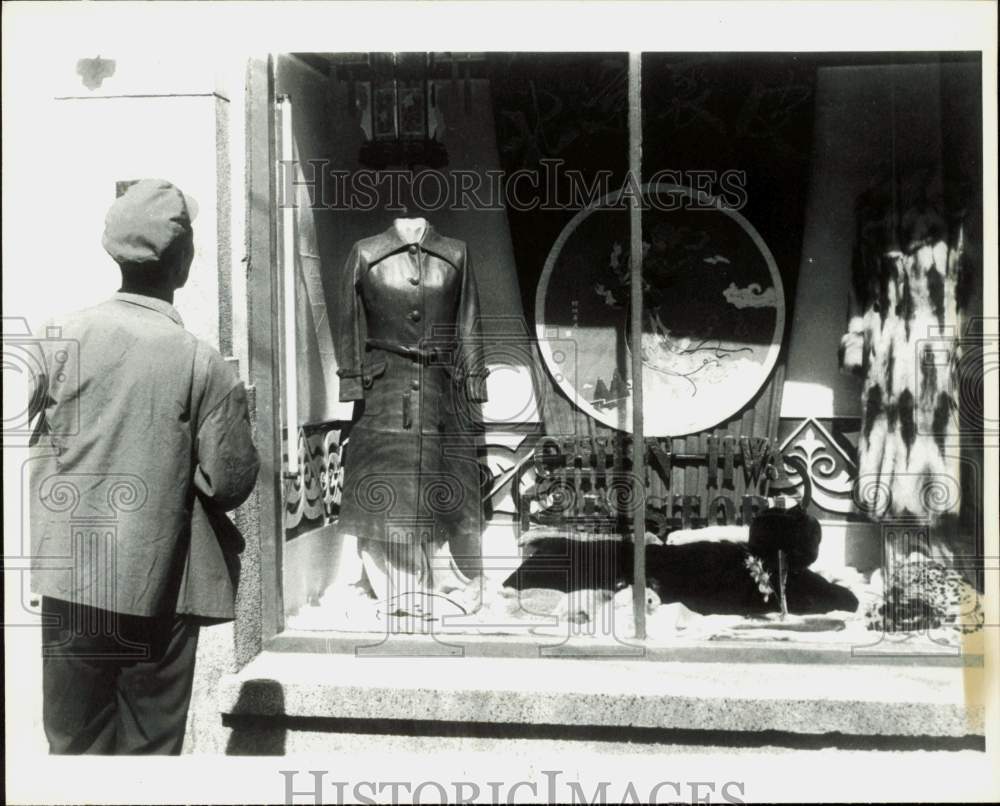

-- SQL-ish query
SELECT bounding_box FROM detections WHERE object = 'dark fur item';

[504,538,631,594]
[503,538,858,616]
[644,542,858,616]
[748,506,822,571]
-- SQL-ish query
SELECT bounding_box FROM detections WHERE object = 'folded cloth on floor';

[667,525,749,545]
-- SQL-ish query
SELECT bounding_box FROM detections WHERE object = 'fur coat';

[840,168,973,522]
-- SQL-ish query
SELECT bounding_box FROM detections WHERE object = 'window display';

[272,52,984,650]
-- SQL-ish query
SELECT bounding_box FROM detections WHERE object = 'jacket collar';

[113,291,184,327]
[368,221,456,267]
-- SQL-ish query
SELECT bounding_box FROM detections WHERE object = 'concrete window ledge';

[218,642,985,742]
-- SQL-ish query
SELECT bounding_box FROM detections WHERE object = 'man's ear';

[172,236,195,289]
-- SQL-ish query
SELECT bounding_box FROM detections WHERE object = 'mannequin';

[332,205,489,623]
[392,215,426,244]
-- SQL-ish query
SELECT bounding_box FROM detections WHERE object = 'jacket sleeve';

[26,337,49,427]
[193,351,260,512]
[336,243,366,402]
[456,244,489,403]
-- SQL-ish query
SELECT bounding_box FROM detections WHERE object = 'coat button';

[409,276,420,285]
[411,380,420,391]
[409,310,421,322]
[408,244,418,254]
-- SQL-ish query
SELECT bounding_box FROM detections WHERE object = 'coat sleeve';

[456,244,489,403]
[192,350,260,512]
[336,243,366,402]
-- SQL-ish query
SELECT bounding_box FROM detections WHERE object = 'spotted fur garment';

[840,168,974,522]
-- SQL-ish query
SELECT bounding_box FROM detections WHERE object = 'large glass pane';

[636,52,985,647]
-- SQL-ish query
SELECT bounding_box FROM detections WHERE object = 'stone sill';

[218,635,985,740]
[266,628,982,666]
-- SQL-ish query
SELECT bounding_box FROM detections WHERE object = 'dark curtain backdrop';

[490,53,631,323]
[490,53,818,434]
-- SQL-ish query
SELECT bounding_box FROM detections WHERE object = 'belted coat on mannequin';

[335,221,488,572]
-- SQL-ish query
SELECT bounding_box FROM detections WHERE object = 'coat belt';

[366,338,444,363]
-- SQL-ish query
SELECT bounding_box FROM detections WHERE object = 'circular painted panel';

[536,184,784,436]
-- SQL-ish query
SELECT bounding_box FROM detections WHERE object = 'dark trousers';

[41,596,200,755]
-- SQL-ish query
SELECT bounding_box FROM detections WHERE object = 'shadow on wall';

[224,679,287,755]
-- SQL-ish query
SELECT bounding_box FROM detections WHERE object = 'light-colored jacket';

[28,292,259,619]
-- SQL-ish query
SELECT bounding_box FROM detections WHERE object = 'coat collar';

[113,291,185,327]
[368,221,456,267]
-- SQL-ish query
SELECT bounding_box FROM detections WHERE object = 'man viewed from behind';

[28,179,259,754]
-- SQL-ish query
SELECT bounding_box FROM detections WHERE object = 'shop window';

[249,52,986,656]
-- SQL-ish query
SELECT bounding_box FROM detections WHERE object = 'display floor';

[283,576,967,655]
[282,523,974,654]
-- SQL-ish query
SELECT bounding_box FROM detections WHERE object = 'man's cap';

[102,179,193,265]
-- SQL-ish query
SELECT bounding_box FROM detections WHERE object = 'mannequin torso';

[393,217,427,245]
